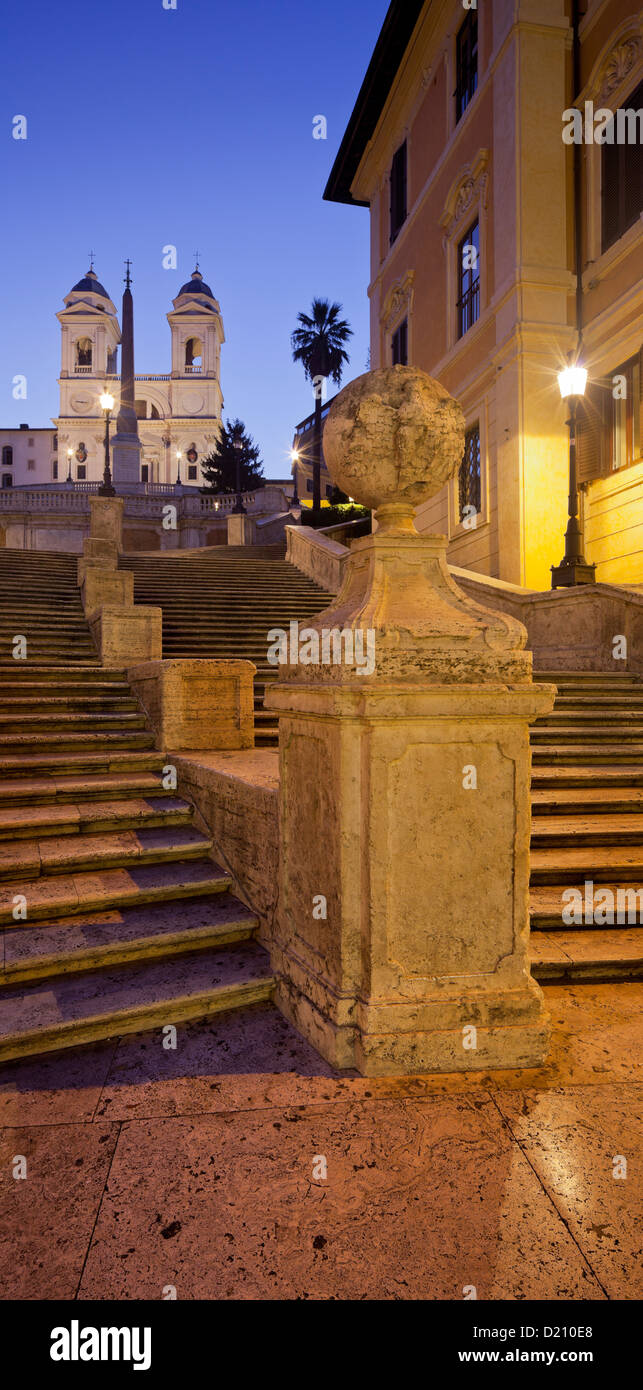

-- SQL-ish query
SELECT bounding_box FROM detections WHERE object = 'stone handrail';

[254,511,292,544]
[450,566,643,674]
[285,524,348,592]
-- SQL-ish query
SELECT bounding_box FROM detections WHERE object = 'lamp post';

[232,432,246,513]
[290,449,301,506]
[66,448,74,486]
[550,363,596,588]
[98,391,116,497]
[175,450,182,489]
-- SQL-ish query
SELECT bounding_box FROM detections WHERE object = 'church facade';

[2,264,225,491]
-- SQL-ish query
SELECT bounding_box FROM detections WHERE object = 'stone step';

[531,813,643,845]
[0,619,90,632]
[0,712,147,732]
[535,670,641,682]
[0,942,275,1063]
[553,695,643,707]
[531,725,643,741]
[531,844,643,883]
[0,730,156,753]
[531,745,643,764]
[0,698,139,715]
[531,786,643,814]
[0,823,212,882]
[0,856,231,924]
[0,892,258,986]
[531,929,643,981]
[0,684,131,699]
[536,709,643,723]
[0,771,168,805]
[531,765,643,786]
[0,665,126,679]
[0,749,165,778]
[531,882,643,929]
[0,794,192,841]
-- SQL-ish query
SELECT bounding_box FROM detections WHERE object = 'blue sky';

[1,0,389,477]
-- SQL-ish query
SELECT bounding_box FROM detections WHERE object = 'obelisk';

[111,260,142,486]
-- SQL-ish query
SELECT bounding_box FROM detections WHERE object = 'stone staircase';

[0,545,639,1065]
[0,550,275,1063]
[120,545,329,745]
[530,670,643,983]
[0,549,97,664]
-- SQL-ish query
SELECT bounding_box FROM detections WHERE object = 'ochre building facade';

[326,0,643,587]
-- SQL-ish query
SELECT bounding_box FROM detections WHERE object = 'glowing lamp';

[557,365,587,399]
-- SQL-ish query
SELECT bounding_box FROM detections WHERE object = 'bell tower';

[55,264,121,482]
[167,265,224,423]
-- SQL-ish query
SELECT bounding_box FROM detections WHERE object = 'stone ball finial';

[323,365,465,533]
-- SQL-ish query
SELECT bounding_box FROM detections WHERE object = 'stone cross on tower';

[110,259,141,487]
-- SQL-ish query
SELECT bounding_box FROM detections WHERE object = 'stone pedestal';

[127,659,255,750]
[227,514,255,546]
[78,499,123,586]
[268,667,553,1074]
[264,365,556,1075]
[111,435,142,487]
[88,496,124,546]
[80,567,133,615]
[89,605,162,667]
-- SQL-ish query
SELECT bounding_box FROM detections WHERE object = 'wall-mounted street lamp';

[66,447,73,485]
[232,433,246,514]
[98,391,116,497]
[551,362,596,588]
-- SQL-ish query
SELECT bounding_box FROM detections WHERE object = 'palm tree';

[291,299,353,511]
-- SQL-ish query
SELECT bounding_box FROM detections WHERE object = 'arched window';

[185,336,203,370]
[2,446,13,469]
[75,337,92,368]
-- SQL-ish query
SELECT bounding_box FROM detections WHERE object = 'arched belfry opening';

[75,336,92,369]
[185,336,203,370]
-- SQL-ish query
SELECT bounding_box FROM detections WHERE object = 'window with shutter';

[609,353,642,470]
[458,423,481,520]
[576,386,606,484]
[601,78,643,252]
[389,141,407,244]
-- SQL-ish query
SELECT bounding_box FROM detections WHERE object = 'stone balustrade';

[0,483,293,551]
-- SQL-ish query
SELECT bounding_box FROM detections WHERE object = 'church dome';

[177,269,215,299]
[69,269,110,298]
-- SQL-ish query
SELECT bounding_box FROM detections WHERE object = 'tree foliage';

[201,418,265,495]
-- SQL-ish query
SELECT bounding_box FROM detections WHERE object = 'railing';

[74,365,92,374]
[293,396,335,440]
[184,365,202,375]
[103,374,172,382]
[0,488,91,511]
[0,483,290,522]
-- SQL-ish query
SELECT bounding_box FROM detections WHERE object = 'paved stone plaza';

[1,983,640,1301]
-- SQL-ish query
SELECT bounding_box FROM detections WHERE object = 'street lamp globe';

[557,365,587,400]
[99,391,115,413]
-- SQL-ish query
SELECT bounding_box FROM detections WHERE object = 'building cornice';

[324,0,426,205]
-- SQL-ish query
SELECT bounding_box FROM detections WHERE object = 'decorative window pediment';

[381,271,415,334]
[440,150,489,243]
[586,16,643,107]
